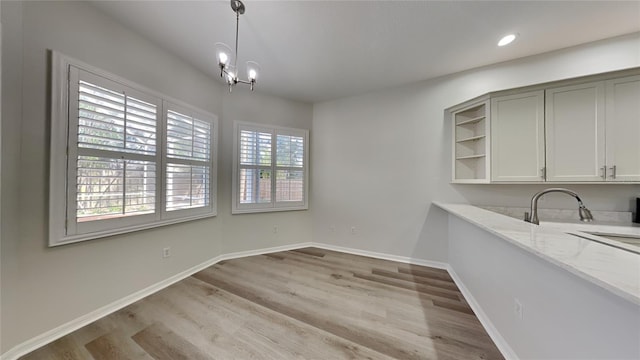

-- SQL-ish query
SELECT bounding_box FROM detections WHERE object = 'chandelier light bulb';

[215,42,233,66]
[219,52,228,65]
[226,66,236,83]
[246,61,261,81]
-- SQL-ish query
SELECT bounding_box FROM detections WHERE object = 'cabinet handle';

[609,165,617,179]
[600,166,606,179]
[540,167,546,179]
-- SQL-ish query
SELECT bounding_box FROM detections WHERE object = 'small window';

[232,122,308,214]
[49,52,217,246]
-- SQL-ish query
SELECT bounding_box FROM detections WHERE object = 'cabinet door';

[606,75,640,182]
[491,90,545,182]
[545,82,606,182]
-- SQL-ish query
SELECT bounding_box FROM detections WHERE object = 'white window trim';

[50,51,218,247]
[232,121,309,214]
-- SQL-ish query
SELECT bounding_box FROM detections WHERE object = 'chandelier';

[215,0,261,92]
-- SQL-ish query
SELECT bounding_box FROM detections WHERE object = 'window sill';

[231,206,308,215]
[50,211,217,247]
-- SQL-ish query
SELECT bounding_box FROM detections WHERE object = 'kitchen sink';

[585,233,640,246]
[567,232,640,255]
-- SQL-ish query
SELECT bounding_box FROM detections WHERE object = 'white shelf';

[456,135,486,143]
[456,154,486,160]
[456,115,485,126]
[451,98,490,182]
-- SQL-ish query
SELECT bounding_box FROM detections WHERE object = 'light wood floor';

[21,248,503,359]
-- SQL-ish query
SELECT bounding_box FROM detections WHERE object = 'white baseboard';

[1,242,513,360]
[220,242,313,262]
[310,242,449,270]
[0,242,311,360]
[447,266,519,360]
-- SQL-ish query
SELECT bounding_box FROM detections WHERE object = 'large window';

[50,52,217,246]
[232,122,308,213]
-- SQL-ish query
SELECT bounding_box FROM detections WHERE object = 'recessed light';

[498,33,518,47]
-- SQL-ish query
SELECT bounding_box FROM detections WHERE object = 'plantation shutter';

[164,104,214,216]
[233,123,308,213]
[275,131,305,205]
[69,67,161,233]
[237,126,273,208]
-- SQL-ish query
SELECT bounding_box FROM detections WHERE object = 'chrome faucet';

[524,188,594,225]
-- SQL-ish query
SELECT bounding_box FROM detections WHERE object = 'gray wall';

[311,33,640,263]
[0,1,312,352]
[2,0,640,356]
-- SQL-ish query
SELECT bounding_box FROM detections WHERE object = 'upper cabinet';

[545,81,606,182]
[448,69,640,184]
[491,90,545,182]
[605,75,640,182]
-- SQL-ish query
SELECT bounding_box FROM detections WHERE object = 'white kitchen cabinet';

[451,98,490,183]
[448,69,639,184]
[605,75,640,182]
[545,81,606,182]
[490,90,545,182]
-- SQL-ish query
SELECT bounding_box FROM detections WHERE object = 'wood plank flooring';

[21,248,503,359]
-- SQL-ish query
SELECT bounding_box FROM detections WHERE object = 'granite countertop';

[433,202,640,305]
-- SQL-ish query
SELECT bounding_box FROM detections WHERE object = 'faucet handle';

[524,212,530,222]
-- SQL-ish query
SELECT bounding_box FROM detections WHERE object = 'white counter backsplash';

[480,206,633,224]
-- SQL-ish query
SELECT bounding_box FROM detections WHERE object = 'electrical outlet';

[163,247,171,258]
[514,298,524,320]
[273,225,278,234]
[351,226,357,235]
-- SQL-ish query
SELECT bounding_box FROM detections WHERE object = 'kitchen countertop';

[433,202,640,305]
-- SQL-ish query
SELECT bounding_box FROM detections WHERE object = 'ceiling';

[89,1,640,103]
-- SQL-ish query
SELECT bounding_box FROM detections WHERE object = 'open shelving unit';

[451,98,490,183]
